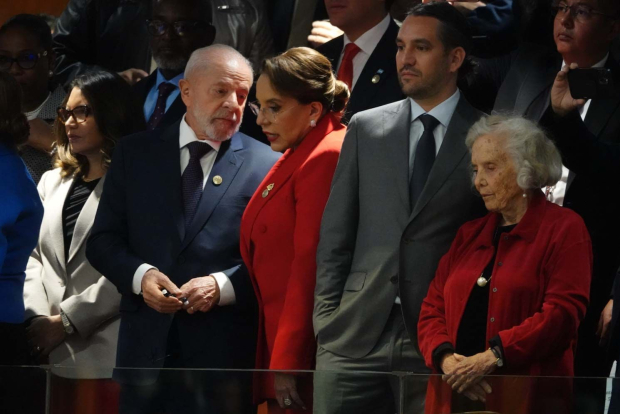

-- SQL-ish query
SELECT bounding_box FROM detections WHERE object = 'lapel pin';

[212,175,223,186]
[371,69,384,84]
[262,183,275,198]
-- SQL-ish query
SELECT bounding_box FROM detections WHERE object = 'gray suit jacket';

[314,96,486,358]
[24,169,120,379]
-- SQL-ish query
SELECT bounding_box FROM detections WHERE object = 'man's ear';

[179,79,191,106]
[449,47,466,75]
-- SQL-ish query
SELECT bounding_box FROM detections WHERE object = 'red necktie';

[336,43,361,92]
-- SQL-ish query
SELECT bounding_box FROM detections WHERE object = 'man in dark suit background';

[490,1,620,411]
[133,0,215,131]
[317,0,403,124]
[86,44,279,414]
[313,3,486,413]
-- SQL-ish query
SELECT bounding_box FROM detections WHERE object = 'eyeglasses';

[57,106,92,124]
[552,2,617,23]
[0,51,48,71]
[248,102,297,123]
[145,19,213,37]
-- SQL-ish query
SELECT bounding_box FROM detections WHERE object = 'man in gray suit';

[313,3,486,413]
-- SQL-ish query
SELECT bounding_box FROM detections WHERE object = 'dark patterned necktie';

[146,82,176,131]
[182,141,212,228]
[410,114,440,209]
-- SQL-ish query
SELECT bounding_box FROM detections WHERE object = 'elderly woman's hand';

[446,349,497,394]
[441,352,493,402]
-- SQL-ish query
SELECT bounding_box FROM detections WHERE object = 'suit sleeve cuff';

[133,264,157,295]
[212,272,236,306]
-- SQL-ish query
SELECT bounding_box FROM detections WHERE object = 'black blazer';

[541,104,620,365]
[317,19,404,124]
[86,122,280,384]
[536,56,620,375]
[132,71,187,130]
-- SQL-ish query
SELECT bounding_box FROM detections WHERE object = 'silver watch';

[60,310,75,335]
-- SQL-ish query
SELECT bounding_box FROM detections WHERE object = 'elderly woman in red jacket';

[418,115,592,414]
[239,47,348,413]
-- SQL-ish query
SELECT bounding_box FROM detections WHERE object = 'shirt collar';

[562,53,609,69]
[409,89,461,128]
[179,115,221,152]
[343,14,391,56]
[155,69,184,90]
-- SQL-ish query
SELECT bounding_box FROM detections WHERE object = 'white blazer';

[24,168,120,379]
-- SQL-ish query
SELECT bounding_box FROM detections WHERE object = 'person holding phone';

[486,2,620,410]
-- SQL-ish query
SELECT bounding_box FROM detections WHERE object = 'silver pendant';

[477,276,488,287]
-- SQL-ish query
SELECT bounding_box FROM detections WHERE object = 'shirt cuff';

[133,263,157,295]
[212,272,236,306]
[432,342,455,373]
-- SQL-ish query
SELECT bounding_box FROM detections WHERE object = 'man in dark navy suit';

[133,0,216,131]
[317,0,403,124]
[87,44,279,414]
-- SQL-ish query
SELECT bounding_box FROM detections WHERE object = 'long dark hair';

[0,71,29,150]
[54,71,146,177]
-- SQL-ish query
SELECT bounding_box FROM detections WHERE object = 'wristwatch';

[489,346,504,368]
[60,310,75,335]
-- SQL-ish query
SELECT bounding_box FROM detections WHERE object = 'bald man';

[87,45,280,414]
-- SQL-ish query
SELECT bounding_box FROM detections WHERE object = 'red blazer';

[418,191,592,414]
[240,114,345,401]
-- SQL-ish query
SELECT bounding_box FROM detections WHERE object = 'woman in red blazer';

[418,116,592,414]
[240,47,349,413]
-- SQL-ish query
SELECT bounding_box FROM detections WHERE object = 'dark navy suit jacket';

[87,121,279,384]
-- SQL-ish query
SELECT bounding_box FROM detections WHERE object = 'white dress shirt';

[337,14,391,91]
[131,116,236,305]
[547,54,609,206]
[394,89,461,304]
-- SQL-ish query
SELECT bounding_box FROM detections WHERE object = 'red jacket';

[418,191,592,414]
[240,114,345,402]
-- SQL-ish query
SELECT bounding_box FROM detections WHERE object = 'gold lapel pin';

[371,69,384,84]
[212,175,223,185]
[262,183,275,198]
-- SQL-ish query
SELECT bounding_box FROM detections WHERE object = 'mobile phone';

[568,68,614,100]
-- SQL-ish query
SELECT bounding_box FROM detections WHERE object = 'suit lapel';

[48,177,73,273]
[156,124,186,241]
[319,35,344,68]
[161,96,186,128]
[180,135,244,252]
[583,57,620,137]
[348,21,399,116]
[409,97,475,221]
[514,56,559,119]
[67,176,106,264]
[384,100,412,211]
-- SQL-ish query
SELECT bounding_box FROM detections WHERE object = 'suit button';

[390,276,398,284]
[497,262,503,267]
[59,281,65,287]
[259,225,267,233]
[503,236,509,241]
[493,288,498,293]
[490,317,495,322]
[177,255,185,264]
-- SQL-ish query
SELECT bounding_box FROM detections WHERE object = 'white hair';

[184,44,253,81]
[465,115,563,190]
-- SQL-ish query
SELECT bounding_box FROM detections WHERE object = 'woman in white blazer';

[23,71,144,400]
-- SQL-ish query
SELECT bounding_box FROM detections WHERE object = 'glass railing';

[0,365,617,414]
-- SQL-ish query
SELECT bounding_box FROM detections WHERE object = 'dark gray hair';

[465,115,562,190]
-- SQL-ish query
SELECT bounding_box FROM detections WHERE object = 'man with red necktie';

[317,0,403,124]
